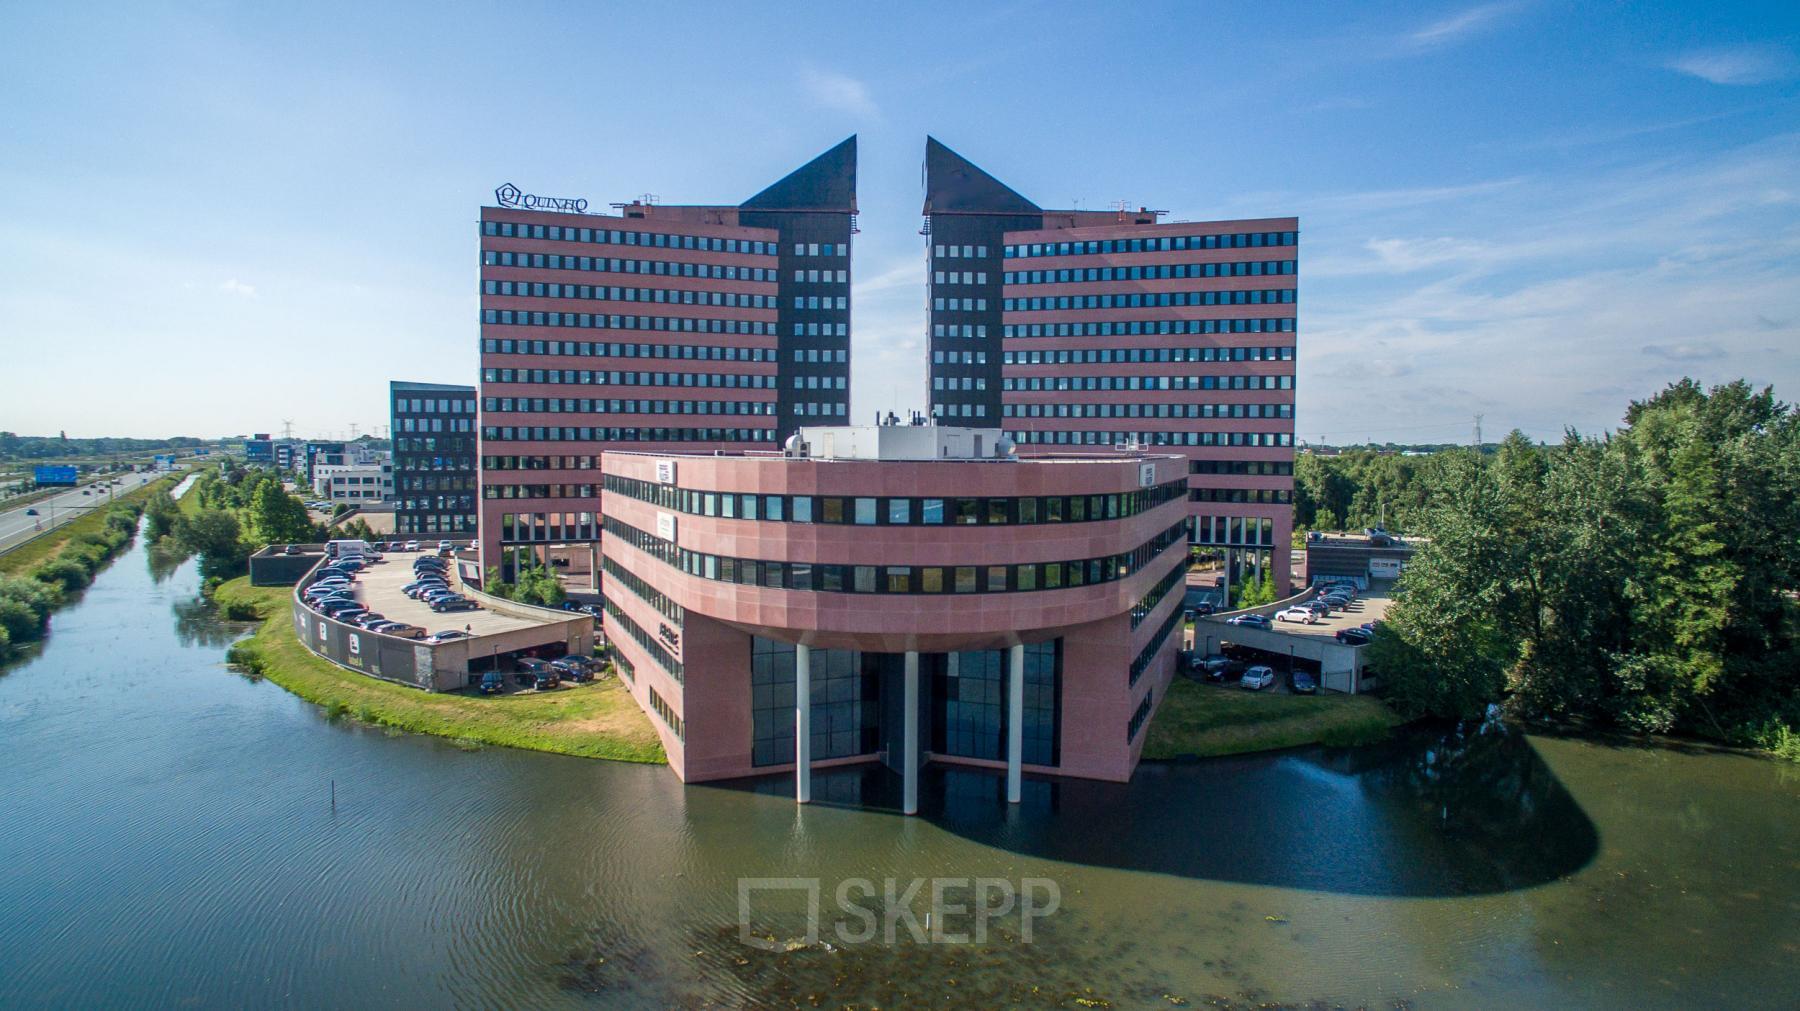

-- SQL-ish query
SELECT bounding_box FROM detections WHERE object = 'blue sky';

[1,1,1796,443]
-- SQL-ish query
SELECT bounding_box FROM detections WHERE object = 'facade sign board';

[494,183,589,213]
[656,511,677,542]
[655,459,677,484]
[1138,462,1156,488]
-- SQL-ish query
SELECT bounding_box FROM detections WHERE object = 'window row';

[1130,607,1182,688]
[497,510,597,544]
[483,249,774,279]
[483,218,777,256]
[484,484,593,500]
[1005,402,1294,420]
[933,244,991,259]
[1192,515,1278,548]
[481,309,775,336]
[602,556,684,626]
[932,402,991,418]
[932,376,987,391]
[1006,374,1294,392]
[1006,231,1297,258]
[602,473,1189,527]
[932,323,990,339]
[605,515,1190,597]
[791,322,849,337]
[1190,460,1293,477]
[1006,261,1296,284]
[1006,289,1294,312]
[601,600,683,683]
[934,298,988,311]
[932,350,989,365]
[648,686,684,741]
[793,376,846,390]
[486,371,774,390]
[793,401,848,417]
[394,397,475,414]
[1192,488,1293,504]
[793,295,849,309]
[483,455,596,471]
[1130,561,1186,630]
[482,338,775,361]
[395,417,475,433]
[1004,318,1297,338]
[485,279,775,309]
[1127,688,1155,743]
[934,271,989,286]
[1006,345,1295,365]
[483,426,775,444]
[1012,430,1296,448]
[485,398,772,416]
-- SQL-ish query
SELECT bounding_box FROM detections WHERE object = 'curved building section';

[599,425,1190,805]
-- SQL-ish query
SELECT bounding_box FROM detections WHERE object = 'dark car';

[1226,613,1272,629]
[328,605,368,622]
[431,598,479,613]
[549,656,595,681]
[515,658,551,687]
[479,671,505,695]
[1190,653,1233,681]
[1336,628,1373,646]
[423,630,470,644]
[404,580,448,597]
[24,508,38,516]
[533,669,561,690]
[351,612,388,628]
[1291,671,1319,694]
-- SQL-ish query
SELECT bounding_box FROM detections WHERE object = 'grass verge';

[214,577,666,764]
[1141,675,1402,760]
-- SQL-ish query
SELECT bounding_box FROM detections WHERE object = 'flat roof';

[336,551,540,639]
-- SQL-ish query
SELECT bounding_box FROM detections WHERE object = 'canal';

[0,528,1794,1008]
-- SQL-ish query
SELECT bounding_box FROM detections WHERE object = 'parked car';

[413,559,447,574]
[380,624,426,640]
[1335,628,1373,646]
[1226,613,1272,629]
[429,598,477,613]
[403,580,447,597]
[515,658,551,687]
[437,540,454,551]
[351,612,388,628]
[423,630,470,644]
[1240,665,1277,691]
[383,542,402,552]
[403,540,421,551]
[327,605,368,622]
[1307,531,1323,542]
[1291,671,1319,694]
[1304,599,1332,616]
[1277,606,1318,624]
[549,656,595,681]
[533,669,561,690]
[479,671,505,694]
[1190,653,1232,680]
[282,544,302,555]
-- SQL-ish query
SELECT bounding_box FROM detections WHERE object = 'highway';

[0,470,167,555]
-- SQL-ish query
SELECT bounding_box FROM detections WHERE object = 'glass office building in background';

[390,380,478,537]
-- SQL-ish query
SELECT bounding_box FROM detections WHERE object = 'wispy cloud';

[800,67,878,118]
[1667,44,1798,86]
[1406,3,1515,50]
[218,278,256,297]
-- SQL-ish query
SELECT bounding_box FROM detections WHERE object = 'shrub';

[32,558,93,593]
[0,598,41,643]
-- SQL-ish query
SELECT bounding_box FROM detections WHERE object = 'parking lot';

[1272,582,1393,639]
[342,551,540,639]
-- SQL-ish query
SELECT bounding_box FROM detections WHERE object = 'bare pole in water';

[330,779,336,811]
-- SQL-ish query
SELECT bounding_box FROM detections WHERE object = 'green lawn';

[0,474,179,577]
[1141,675,1401,760]
[214,578,666,764]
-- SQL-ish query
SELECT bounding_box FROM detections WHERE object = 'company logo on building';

[493,183,589,213]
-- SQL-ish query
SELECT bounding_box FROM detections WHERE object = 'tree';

[248,481,313,546]
[175,510,245,576]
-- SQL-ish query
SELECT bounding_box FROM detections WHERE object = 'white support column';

[1222,548,1233,607]
[1007,643,1024,804]
[795,644,812,804]
[903,649,919,816]
[590,543,601,592]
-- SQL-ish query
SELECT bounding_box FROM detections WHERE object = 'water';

[0,528,1795,1008]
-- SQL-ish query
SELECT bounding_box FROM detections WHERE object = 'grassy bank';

[213,578,666,764]
[1141,675,1401,760]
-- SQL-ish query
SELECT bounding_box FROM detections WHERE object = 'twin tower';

[476,135,1298,591]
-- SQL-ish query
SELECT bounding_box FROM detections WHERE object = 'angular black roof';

[923,136,1040,215]
[741,136,857,212]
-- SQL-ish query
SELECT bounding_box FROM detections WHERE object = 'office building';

[244,434,273,465]
[599,424,1189,810]
[390,381,478,537]
[303,442,345,486]
[313,456,393,503]
[923,138,1298,594]
[478,138,857,582]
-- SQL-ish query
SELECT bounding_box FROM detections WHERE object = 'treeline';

[147,466,321,579]
[0,432,204,461]
[0,500,149,662]
[1370,380,1800,759]
[1293,448,1467,534]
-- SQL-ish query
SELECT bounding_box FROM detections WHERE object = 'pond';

[0,529,1794,1007]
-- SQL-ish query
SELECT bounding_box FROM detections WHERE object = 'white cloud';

[218,278,256,297]
[1668,45,1798,86]
[1407,3,1515,50]
[800,67,878,118]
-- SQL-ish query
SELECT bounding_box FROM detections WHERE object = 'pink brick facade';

[599,447,1189,786]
